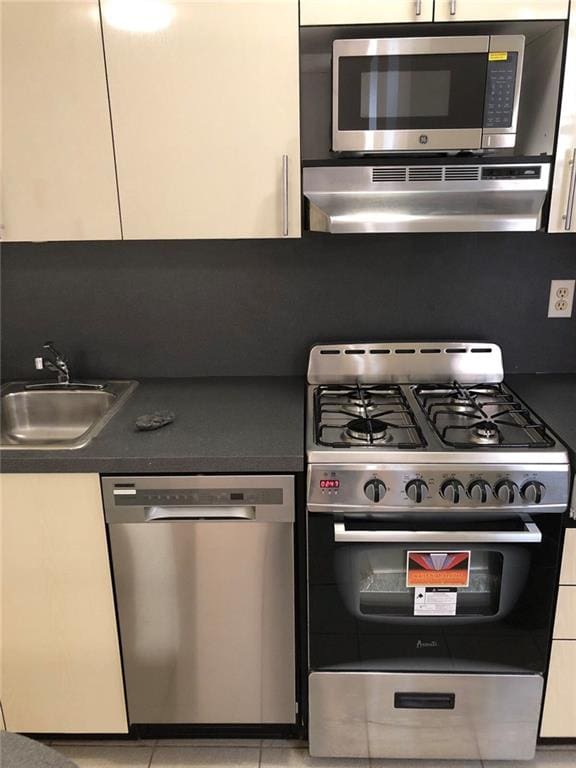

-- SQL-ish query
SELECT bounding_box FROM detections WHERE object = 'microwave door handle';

[333,520,542,544]
[145,506,256,521]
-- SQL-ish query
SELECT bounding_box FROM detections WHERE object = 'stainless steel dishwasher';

[102,475,296,725]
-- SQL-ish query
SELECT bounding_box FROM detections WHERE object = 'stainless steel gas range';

[305,342,570,761]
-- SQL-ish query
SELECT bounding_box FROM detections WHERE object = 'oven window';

[338,53,487,131]
[357,550,503,618]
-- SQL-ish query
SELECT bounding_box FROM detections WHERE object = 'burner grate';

[314,384,426,449]
[413,382,555,449]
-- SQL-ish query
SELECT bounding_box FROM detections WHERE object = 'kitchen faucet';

[34,341,72,385]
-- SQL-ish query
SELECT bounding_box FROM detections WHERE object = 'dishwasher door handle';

[145,506,256,521]
[333,520,542,544]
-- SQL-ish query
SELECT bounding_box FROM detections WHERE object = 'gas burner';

[346,418,390,443]
[413,382,555,449]
[313,384,426,449]
[348,392,373,408]
[471,420,501,445]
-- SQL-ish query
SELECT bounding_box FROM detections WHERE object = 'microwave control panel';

[484,52,518,129]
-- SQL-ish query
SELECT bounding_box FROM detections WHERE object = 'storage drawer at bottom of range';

[309,671,543,761]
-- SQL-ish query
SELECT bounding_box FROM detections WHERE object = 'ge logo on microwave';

[419,135,429,145]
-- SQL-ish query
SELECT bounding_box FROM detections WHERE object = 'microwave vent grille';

[408,167,443,182]
[444,166,481,181]
[372,167,408,183]
[372,166,482,184]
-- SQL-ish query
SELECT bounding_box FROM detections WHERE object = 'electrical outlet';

[548,279,575,318]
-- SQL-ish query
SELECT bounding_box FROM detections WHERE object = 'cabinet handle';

[563,147,576,232]
[415,0,422,15]
[450,0,457,15]
[282,154,289,237]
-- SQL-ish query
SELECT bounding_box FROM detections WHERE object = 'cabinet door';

[434,0,569,21]
[541,641,576,737]
[560,529,576,584]
[554,587,576,639]
[1,0,121,242]
[300,0,433,25]
[548,4,576,232]
[101,0,300,239]
[0,474,127,733]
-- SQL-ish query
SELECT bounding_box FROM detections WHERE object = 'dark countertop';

[0,378,306,474]
[1,374,574,477]
[506,374,576,460]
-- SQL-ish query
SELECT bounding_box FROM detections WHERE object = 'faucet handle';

[43,341,61,357]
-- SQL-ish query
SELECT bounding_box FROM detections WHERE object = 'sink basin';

[0,381,137,450]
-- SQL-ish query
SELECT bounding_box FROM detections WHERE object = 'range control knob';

[494,479,519,504]
[364,478,387,503]
[521,481,546,504]
[406,479,428,504]
[440,479,465,504]
[467,479,492,504]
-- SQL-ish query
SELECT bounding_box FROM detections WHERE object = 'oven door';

[308,511,562,675]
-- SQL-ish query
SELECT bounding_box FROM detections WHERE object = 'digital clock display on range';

[320,479,340,489]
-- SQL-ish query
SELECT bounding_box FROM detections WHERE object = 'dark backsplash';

[2,232,575,379]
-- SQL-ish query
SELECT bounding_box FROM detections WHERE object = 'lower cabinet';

[541,530,576,737]
[0,474,127,733]
[541,641,576,737]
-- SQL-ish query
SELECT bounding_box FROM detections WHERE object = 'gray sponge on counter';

[135,411,175,431]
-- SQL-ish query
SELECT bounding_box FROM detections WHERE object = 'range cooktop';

[306,342,570,513]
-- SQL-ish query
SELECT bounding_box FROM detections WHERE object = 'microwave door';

[333,36,490,153]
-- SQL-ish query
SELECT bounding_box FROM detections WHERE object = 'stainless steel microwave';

[333,35,525,153]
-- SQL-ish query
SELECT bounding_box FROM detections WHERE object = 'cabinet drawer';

[541,641,576,737]
[554,587,576,639]
[560,529,576,585]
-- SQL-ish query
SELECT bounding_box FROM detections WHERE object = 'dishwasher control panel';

[111,485,283,506]
[102,475,295,524]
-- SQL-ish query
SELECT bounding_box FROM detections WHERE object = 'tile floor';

[47,739,576,768]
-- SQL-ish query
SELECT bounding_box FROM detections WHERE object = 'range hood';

[304,163,550,234]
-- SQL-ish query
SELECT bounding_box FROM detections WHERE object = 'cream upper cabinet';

[101,0,300,239]
[0,474,127,733]
[434,1,569,22]
[300,0,434,25]
[1,0,121,242]
[548,4,576,232]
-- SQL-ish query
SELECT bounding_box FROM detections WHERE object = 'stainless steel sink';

[0,381,137,450]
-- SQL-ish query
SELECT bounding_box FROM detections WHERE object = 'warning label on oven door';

[406,551,470,588]
[414,588,458,616]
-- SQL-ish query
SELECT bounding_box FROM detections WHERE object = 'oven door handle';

[333,520,542,544]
